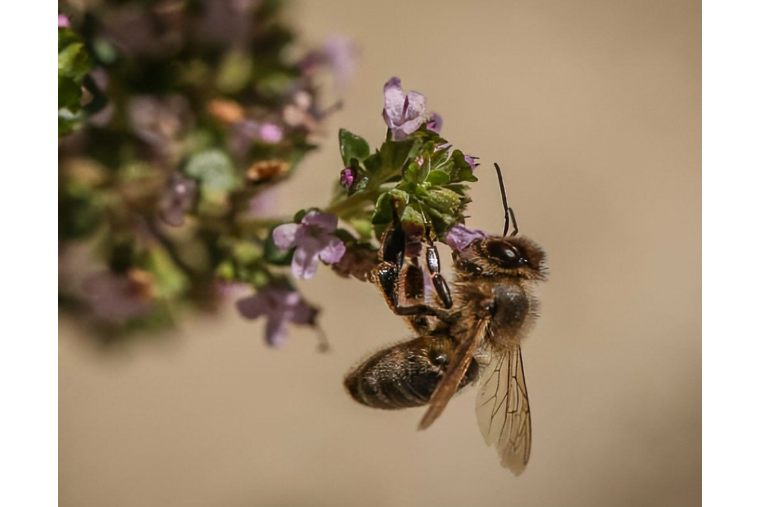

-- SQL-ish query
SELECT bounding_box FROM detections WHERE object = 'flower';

[339,167,356,188]
[258,123,283,143]
[236,287,316,347]
[159,173,197,227]
[299,34,357,89]
[464,154,479,171]
[273,210,346,279]
[58,14,70,27]
[446,224,486,252]
[82,270,154,322]
[383,77,428,141]
[331,244,378,282]
[426,113,443,134]
[323,35,357,89]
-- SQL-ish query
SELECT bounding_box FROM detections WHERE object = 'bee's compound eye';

[430,353,448,367]
[485,241,524,268]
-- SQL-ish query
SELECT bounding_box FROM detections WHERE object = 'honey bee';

[344,164,547,474]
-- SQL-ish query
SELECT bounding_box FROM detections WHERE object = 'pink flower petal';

[404,91,426,122]
[399,116,426,136]
[236,294,269,320]
[258,123,283,143]
[292,247,320,279]
[324,34,357,89]
[265,315,288,347]
[383,77,405,127]
[446,224,486,252]
[272,223,299,250]
[318,236,346,264]
[288,300,316,325]
[427,113,443,133]
[301,210,338,232]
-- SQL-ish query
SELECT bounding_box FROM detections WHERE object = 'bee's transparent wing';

[476,344,532,475]
[417,318,488,430]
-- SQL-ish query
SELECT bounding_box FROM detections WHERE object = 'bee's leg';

[392,302,454,322]
[372,262,454,325]
[425,242,453,309]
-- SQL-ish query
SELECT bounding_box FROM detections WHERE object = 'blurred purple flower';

[82,271,154,322]
[383,77,427,141]
[230,120,284,157]
[58,14,70,27]
[299,34,357,89]
[258,122,283,143]
[159,173,197,227]
[340,167,356,188]
[426,113,443,134]
[446,224,486,252]
[236,287,316,347]
[324,35,357,89]
[273,211,346,279]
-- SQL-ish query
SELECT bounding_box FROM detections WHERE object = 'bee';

[344,164,547,474]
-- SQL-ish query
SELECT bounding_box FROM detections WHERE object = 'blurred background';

[59,0,701,506]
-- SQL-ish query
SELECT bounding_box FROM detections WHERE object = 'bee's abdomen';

[344,337,478,410]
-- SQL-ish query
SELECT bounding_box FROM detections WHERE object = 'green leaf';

[451,150,479,182]
[400,205,424,230]
[339,129,370,167]
[422,187,464,214]
[216,50,254,94]
[146,248,189,300]
[58,77,81,110]
[363,152,382,175]
[293,209,308,223]
[380,138,416,172]
[184,150,238,193]
[371,189,408,225]
[58,40,91,81]
[426,170,450,185]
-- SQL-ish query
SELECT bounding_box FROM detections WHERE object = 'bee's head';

[450,234,547,280]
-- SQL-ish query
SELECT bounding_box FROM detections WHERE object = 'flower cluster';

[58,0,355,345]
[59,2,478,349]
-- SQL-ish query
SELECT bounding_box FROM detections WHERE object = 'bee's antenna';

[494,163,519,237]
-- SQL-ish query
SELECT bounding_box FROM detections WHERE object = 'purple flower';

[340,167,356,188]
[82,270,154,323]
[323,35,357,89]
[446,224,486,252]
[258,122,283,143]
[383,77,428,141]
[299,34,357,89]
[273,211,346,279]
[426,113,443,134]
[236,287,316,347]
[464,154,479,171]
[58,14,70,27]
[159,173,197,227]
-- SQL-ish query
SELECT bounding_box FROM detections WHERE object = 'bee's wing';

[475,344,532,475]
[418,318,488,430]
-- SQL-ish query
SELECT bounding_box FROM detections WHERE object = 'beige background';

[59,0,701,505]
